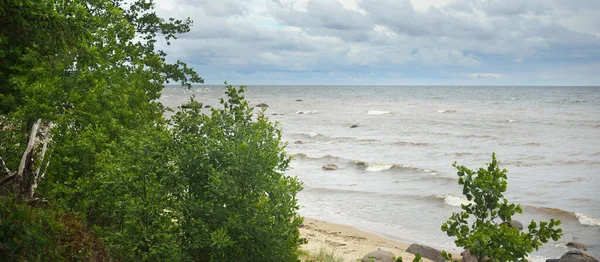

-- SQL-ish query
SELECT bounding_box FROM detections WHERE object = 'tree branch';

[0,156,10,175]
[0,171,17,187]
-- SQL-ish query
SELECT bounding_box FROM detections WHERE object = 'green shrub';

[0,195,108,261]
[441,153,562,262]
[169,84,304,261]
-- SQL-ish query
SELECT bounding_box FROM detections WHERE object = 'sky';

[154,0,600,85]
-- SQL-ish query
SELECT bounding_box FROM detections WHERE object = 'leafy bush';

[0,195,109,261]
[441,153,562,261]
[169,85,304,261]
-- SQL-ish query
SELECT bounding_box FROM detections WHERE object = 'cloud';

[469,73,502,79]
[153,0,600,85]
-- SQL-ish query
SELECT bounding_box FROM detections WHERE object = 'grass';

[300,248,345,262]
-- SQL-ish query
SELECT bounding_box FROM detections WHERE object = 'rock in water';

[362,249,395,262]
[350,124,359,128]
[255,103,269,108]
[204,105,212,108]
[566,241,588,251]
[406,243,445,262]
[295,99,303,102]
[322,164,338,170]
[294,140,303,144]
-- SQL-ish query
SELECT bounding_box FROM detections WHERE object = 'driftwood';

[0,119,52,201]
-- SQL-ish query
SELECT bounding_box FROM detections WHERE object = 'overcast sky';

[155,0,600,85]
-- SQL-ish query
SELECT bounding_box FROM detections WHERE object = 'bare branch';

[0,156,10,176]
[0,171,17,187]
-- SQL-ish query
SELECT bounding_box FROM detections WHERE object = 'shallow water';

[161,85,600,259]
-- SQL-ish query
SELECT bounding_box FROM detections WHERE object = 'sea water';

[160,85,600,259]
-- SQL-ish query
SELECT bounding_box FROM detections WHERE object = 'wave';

[525,206,600,227]
[574,212,600,227]
[368,110,391,115]
[289,133,429,147]
[364,163,394,172]
[434,194,472,207]
[393,141,431,147]
[290,153,440,175]
[437,109,457,114]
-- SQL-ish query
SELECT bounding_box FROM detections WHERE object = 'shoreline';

[299,217,452,262]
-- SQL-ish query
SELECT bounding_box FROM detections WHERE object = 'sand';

[299,218,441,262]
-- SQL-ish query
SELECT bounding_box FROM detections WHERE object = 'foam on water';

[437,194,471,207]
[368,110,391,115]
[574,212,600,227]
[437,109,457,113]
[365,163,394,172]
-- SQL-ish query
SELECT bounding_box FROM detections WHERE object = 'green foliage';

[169,84,304,261]
[441,153,562,262]
[0,195,109,261]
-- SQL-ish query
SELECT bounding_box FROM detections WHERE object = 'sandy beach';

[300,218,442,262]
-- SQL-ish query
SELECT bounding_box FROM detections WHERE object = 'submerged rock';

[406,243,445,262]
[322,164,338,170]
[361,249,395,262]
[350,124,359,128]
[255,103,269,108]
[566,241,588,251]
[204,105,212,108]
[294,140,303,144]
[295,99,303,102]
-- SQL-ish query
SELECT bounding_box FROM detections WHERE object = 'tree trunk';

[0,119,52,201]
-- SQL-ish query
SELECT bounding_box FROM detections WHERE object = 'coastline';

[300,217,450,262]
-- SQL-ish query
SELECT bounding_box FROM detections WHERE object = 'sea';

[160,85,600,260]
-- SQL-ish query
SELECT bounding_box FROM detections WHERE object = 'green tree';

[1,0,201,260]
[169,85,305,261]
[441,153,562,262]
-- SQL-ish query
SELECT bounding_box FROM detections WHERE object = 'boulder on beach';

[566,241,588,251]
[322,164,338,170]
[361,249,395,262]
[545,250,598,262]
[501,220,523,230]
[406,243,445,262]
[255,103,269,108]
[461,249,488,262]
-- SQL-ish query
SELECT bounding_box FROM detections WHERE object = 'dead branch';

[0,171,17,187]
[0,156,10,176]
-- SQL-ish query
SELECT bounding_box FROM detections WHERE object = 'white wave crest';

[365,163,394,172]
[438,194,471,207]
[437,109,456,113]
[574,212,600,227]
[368,110,391,115]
